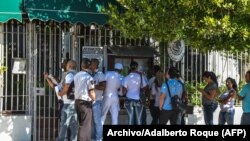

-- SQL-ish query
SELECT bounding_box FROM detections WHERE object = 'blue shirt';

[239,83,250,113]
[160,79,183,110]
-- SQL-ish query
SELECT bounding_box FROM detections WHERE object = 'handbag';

[139,73,148,107]
[166,81,186,112]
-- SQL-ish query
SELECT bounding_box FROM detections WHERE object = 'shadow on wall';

[0,115,31,141]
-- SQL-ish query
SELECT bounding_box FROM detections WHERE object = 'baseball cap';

[114,63,123,70]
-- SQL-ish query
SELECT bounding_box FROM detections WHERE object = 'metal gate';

[0,20,70,141]
[31,21,71,141]
[1,20,250,141]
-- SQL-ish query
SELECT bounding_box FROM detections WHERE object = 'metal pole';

[0,23,4,113]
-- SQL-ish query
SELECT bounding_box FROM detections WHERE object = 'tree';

[103,0,250,52]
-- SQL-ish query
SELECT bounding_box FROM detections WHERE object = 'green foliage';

[237,80,245,93]
[185,81,207,106]
[103,0,250,52]
[0,66,7,74]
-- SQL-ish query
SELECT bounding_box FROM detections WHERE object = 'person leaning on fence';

[55,60,78,141]
[197,71,218,125]
[218,77,237,125]
[43,58,69,121]
[74,58,96,141]
[159,67,183,125]
[238,70,250,125]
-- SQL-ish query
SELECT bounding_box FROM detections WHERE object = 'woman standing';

[148,66,163,125]
[159,67,183,125]
[198,71,218,125]
[218,77,237,125]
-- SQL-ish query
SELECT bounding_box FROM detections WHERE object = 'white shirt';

[62,72,75,104]
[54,84,62,100]
[92,70,106,101]
[219,89,235,111]
[104,71,122,98]
[151,83,161,107]
[148,76,156,100]
[122,72,147,100]
[148,76,156,89]
[74,71,95,101]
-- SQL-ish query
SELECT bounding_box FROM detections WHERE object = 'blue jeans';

[125,98,144,125]
[57,103,78,141]
[203,102,218,125]
[92,100,103,141]
[218,109,235,125]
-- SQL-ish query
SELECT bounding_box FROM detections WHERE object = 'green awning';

[0,0,23,22]
[25,0,117,25]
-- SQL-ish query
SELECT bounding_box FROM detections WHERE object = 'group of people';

[197,70,250,125]
[43,57,250,141]
[44,58,134,141]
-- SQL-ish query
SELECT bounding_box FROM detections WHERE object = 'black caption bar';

[103,125,250,140]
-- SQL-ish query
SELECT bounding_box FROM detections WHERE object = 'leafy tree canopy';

[103,0,250,52]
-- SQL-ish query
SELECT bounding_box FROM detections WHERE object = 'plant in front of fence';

[0,66,7,74]
[0,66,7,88]
[185,81,205,107]
[184,81,206,124]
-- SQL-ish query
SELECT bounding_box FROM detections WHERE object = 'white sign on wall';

[82,46,104,70]
[12,58,26,74]
[168,40,185,62]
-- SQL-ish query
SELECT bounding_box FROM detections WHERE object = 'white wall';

[208,52,240,84]
[0,115,31,141]
[187,106,243,125]
[104,107,243,125]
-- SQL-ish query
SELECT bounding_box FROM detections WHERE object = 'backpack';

[67,81,75,100]
[166,81,186,112]
[177,80,188,106]
[65,71,76,100]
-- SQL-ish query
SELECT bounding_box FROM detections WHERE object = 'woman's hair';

[226,77,237,92]
[202,71,218,86]
[153,65,161,75]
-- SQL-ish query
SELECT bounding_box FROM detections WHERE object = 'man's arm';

[44,72,56,89]
[238,95,244,101]
[58,84,70,97]
[238,85,247,101]
[89,89,96,101]
[122,86,127,96]
[159,93,166,111]
[95,81,106,90]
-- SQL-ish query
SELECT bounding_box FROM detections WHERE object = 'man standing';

[122,61,147,125]
[90,58,106,141]
[44,58,69,121]
[238,70,250,125]
[101,63,123,125]
[74,58,96,141]
[56,60,78,141]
